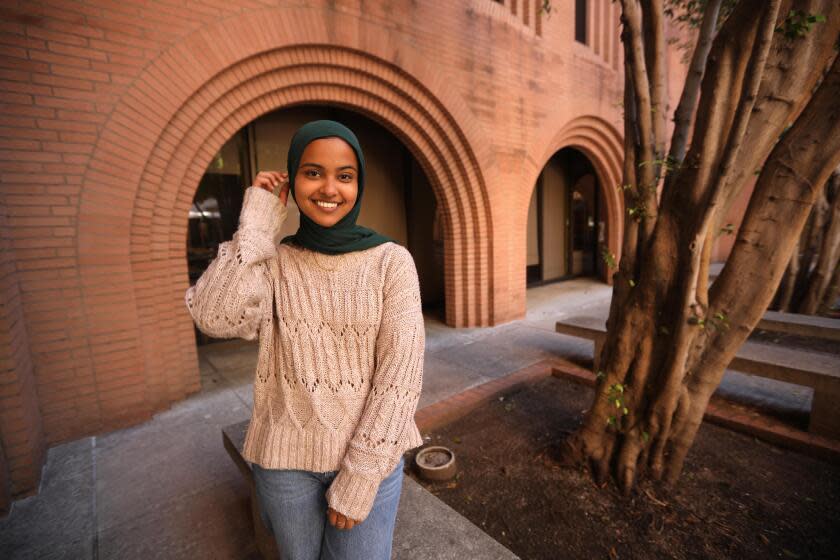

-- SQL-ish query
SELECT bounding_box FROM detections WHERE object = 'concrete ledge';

[415,359,563,433]
[393,477,519,560]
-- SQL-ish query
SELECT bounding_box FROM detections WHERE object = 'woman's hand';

[251,170,290,207]
[327,506,360,530]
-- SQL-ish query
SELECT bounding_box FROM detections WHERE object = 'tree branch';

[710,50,840,357]
[715,0,840,228]
[641,0,668,176]
[707,0,781,213]
[619,0,658,245]
[663,0,723,191]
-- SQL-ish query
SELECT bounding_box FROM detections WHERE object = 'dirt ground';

[407,375,840,560]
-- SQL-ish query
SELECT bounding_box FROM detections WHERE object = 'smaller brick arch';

[525,115,624,282]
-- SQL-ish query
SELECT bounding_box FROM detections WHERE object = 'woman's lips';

[312,199,343,213]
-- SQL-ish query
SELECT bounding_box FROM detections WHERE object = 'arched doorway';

[187,106,446,346]
[527,148,605,285]
[70,6,496,425]
[76,17,494,418]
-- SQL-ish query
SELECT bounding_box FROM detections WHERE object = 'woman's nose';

[320,177,339,196]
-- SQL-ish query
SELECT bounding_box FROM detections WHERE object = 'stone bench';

[758,310,840,342]
[222,420,280,560]
[579,301,840,343]
[555,315,840,439]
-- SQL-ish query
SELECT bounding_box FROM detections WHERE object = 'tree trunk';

[799,169,840,313]
[774,240,799,311]
[818,262,840,314]
[563,0,840,492]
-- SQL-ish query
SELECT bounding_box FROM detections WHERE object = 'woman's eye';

[305,169,320,177]
[339,173,353,181]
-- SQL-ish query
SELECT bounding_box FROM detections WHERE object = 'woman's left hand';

[327,506,360,530]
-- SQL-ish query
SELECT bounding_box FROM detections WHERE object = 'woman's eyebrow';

[300,162,356,171]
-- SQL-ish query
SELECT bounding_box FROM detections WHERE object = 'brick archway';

[77,8,493,415]
[525,115,624,283]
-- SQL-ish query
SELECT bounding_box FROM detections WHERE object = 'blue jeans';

[252,456,405,560]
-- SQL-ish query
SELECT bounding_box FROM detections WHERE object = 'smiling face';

[293,137,359,228]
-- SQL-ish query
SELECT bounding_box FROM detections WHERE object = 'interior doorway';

[527,147,604,286]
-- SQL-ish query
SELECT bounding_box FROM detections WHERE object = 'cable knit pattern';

[185,186,425,523]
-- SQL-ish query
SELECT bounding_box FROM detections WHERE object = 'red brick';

[0,91,33,104]
[33,96,94,114]
[28,49,92,70]
[0,126,58,140]
[31,72,94,91]
[0,32,46,51]
[0,103,55,118]
[51,64,111,82]
[47,42,108,63]
[0,79,51,95]
[35,118,97,133]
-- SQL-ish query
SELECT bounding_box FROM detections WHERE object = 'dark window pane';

[575,0,588,44]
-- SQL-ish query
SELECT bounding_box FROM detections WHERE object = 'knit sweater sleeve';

[325,245,425,522]
[184,186,287,341]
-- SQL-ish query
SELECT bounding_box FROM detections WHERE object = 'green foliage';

[664,0,738,30]
[775,10,827,39]
[601,246,618,270]
[689,310,730,331]
[606,383,630,430]
[718,223,735,236]
[638,156,680,172]
[710,310,730,331]
[664,0,738,62]
[688,313,706,329]
[540,0,552,16]
[627,204,647,220]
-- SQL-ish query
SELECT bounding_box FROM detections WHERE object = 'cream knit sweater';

[185,185,425,522]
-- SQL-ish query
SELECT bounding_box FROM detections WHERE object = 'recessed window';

[575,0,588,44]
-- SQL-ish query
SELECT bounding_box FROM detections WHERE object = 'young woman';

[185,120,425,559]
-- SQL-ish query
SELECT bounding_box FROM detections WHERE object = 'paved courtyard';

[0,278,813,559]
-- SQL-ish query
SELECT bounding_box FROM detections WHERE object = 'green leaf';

[641,431,650,442]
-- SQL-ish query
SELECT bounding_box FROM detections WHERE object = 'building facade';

[0,0,692,510]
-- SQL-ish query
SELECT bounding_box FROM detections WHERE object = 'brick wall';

[0,192,47,513]
[0,0,690,504]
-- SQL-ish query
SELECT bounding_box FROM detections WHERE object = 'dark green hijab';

[279,120,394,254]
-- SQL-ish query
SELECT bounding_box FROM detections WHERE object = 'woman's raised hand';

[252,170,290,207]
